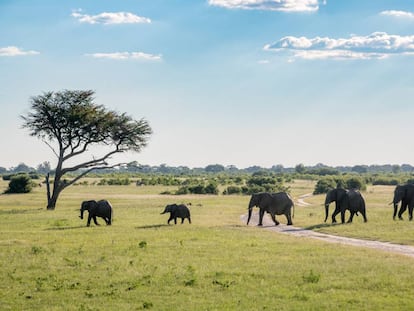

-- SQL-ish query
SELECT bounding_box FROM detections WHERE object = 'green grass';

[1,180,414,310]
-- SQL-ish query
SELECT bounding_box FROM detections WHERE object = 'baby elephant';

[161,204,191,224]
[80,199,113,227]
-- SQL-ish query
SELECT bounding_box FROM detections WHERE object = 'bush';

[313,178,337,194]
[175,182,219,195]
[223,186,242,195]
[345,176,366,191]
[5,174,33,194]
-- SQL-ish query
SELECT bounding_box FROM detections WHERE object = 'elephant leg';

[285,213,293,226]
[270,213,280,226]
[174,217,177,225]
[258,209,265,226]
[362,211,368,222]
[409,206,414,221]
[189,217,192,224]
[167,216,173,224]
[340,210,346,224]
[87,215,92,227]
[347,211,354,223]
[93,216,100,226]
[181,218,184,224]
[398,204,407,220]
[332,208,340,223]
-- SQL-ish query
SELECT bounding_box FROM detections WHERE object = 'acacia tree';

[22,90,152,210]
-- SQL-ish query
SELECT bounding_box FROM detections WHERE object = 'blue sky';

[1,0,414,169]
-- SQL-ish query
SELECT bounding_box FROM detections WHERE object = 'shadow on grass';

[0,208,43,215]
[45,225,88,231]
[304,223,340,230]
[136,224,170,230]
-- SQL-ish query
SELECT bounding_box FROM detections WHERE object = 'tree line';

[2,161,414,176]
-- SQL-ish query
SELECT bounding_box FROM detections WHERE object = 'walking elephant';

[324,188,367,224]
[247,192,294,226]
[80,200,113,227]
[392,184,414,220]
[161,204,191,224]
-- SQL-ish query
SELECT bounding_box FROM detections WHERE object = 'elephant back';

[177,204,190,217]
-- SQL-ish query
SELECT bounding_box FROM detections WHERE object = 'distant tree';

[22,90,152,210]
[12,163,33,173]
[351,165,368,174]
[36,161,52,174]
[0,167,7,174]
[392,165,401,174]
[295,163,306,174]
[205,164,225,173]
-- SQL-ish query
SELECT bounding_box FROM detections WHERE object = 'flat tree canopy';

[22,90,152,209]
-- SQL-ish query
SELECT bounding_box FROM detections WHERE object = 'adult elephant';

[392,184,414,220]
[324,188,367,224]
[247,192,294,226]
[80,200,113,227]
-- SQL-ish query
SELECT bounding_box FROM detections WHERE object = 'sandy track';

[242,195,414,259]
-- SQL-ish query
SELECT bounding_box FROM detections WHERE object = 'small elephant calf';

[161,204,191,224]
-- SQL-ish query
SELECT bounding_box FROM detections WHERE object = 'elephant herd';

[78,184,414,227]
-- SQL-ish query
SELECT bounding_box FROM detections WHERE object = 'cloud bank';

[72,10,151,24]
[208,0,323,12]
[264,32,414,60]
[0,46,39,56]
[380,10,414,19]
[86,52,162,61]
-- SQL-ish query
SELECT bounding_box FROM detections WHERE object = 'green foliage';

[223,186,242,195]
[97,178,131,186]
[176,182,219,195]
[313,177,337,194]
[5,174,33,194]
[314,175,367,194]
[345,176,366,190]
[244,172,288,194]
[302,270,321,284]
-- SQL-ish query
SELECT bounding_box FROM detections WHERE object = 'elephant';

[80,200,113,227]
[161,204,191,224]
[247,192,294,226]
[392,184,414,220]
[324,188,367,224]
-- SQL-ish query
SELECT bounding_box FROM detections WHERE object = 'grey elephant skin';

[161,204,191,224]
[247,192,294,226]
[392,184,414,220]
[80,200,113,227]
[324,188,367,224]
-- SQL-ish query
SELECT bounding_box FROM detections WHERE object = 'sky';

[1,0,414,169]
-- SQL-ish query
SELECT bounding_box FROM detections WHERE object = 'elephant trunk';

[80,209,84,219]
[324,204,329,222]
[393,202,398,220]
[247,207,253,225]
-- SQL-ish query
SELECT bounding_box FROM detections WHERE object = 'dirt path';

[241,194,414,259]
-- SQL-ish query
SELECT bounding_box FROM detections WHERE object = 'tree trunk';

[46,171,63,210]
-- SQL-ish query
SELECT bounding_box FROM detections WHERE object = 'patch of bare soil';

[242,194,414,259]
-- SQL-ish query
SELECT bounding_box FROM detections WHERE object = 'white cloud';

[264,32,414,60]
[0,46,39,56]
[380,10,414,19]
[72,10,151,25]
[86,52,162,61]
[208,0,323,12]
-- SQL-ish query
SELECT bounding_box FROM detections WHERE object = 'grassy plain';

[1,179,414,310]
